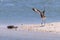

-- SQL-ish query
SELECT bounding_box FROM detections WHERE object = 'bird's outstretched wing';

[42,8,45,15]
[32,8,46,18]
[32,8,42,14]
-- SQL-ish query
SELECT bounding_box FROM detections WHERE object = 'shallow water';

[0,0,60,25]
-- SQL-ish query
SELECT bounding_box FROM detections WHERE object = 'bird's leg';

[41,18,45,27]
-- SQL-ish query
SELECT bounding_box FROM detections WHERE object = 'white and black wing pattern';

[32,8,46,18]
[32,8,42,14]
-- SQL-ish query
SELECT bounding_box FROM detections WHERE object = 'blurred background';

[0,0,60,25]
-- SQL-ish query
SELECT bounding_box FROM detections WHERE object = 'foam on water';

[0,26,60,40]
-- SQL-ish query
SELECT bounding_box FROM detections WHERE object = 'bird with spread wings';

[32,8,46,27]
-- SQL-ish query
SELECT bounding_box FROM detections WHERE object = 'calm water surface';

[0,0,60,25]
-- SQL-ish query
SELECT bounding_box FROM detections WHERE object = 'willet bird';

[32,8,46,27]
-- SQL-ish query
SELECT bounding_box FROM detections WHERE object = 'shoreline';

[0,22,60,33]
[19,22,60,32]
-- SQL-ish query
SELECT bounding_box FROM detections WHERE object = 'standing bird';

[32,8,46,27]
